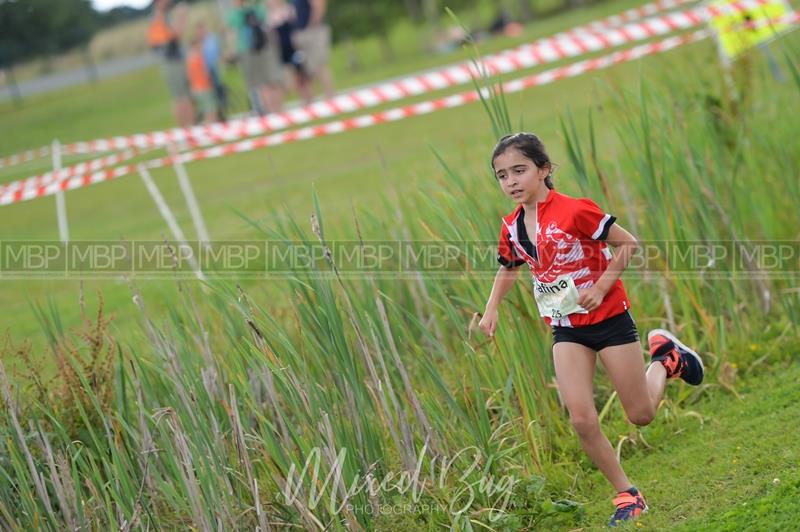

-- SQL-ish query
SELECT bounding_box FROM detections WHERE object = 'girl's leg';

[598,342,666,426]
[553,342,633,492]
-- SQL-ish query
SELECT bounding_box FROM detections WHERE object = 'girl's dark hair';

[491,132,554,189]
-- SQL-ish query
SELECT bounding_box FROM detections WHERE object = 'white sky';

[91,0,151,12]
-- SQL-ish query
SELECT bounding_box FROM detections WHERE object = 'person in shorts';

[478,133,705,527]
[227,0,285,114]
[267,0,307,98]
[147,0,193,127]
[289,0,334,102]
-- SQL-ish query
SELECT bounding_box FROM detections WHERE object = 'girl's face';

[493,148,549,204]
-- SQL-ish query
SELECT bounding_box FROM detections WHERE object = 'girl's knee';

[627,407,655,427]
[569,412,601,437]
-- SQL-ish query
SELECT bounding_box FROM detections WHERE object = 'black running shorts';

[552,311,640,351]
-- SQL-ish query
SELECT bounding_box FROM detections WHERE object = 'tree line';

[0,0,98,67]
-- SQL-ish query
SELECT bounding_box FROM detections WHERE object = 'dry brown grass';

[5,293,116,438]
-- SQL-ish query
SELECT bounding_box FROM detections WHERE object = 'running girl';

[477,132,704,527]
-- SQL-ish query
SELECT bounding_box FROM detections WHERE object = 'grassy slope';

[577,363,800,530]
[372,363,800,530]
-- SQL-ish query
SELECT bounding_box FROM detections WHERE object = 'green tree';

[0,0,97,67]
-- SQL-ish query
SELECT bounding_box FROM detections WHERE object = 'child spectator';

[196,21,228,120]
[186,35,218,124]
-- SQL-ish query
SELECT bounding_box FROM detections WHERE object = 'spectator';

[186,34,218,124]
[195,21,228,120]
[147,0,194,127]
[290,0,335,103]
[227,0,285,114]
[488,9,524,38]
[267,0,306,99]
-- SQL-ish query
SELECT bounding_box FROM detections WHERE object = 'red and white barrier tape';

[18,9,715,159]
[0,142,110,172]
[0,0,708,171]
[55,0,778,155]
[1,0,708,189]
[514,0,776,55]
[0,147,50,171]
[0,0,781,175]
[563,0,697,35]
[0,148,146,198]
[0,29,714,207]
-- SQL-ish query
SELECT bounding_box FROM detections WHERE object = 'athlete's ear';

[538,164,550,179]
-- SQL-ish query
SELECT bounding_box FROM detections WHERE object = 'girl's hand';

[577,285,607,312]
[478,309,499,337]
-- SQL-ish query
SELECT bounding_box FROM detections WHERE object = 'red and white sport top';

[497,189,630,327]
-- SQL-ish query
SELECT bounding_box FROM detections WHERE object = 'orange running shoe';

[647,329,704,385]
[609,486,648,527]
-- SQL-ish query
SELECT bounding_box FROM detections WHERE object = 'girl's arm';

[576,223,640,311]
[478,265,522,336]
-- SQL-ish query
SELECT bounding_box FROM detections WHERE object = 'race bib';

[532,275,588,320]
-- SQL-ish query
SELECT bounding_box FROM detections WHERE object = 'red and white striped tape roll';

[0,29,714,207]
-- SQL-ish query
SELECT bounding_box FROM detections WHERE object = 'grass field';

[1,0,799,529]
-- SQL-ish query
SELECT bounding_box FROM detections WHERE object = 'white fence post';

[168,143,211,250]
[52,139,69,243]
[137,164,205,281]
